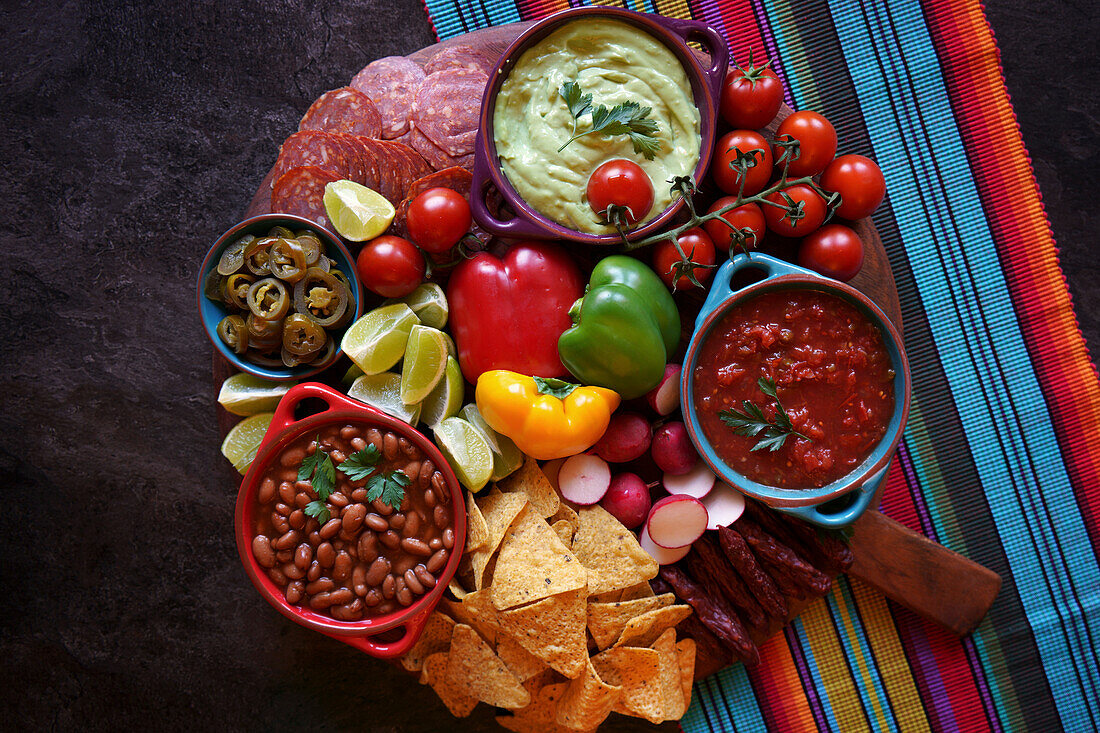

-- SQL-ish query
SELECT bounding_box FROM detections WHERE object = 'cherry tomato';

[763,183,827,237]
[586,159,655,227]
[653,228,716,291]
[720,62,784,130]
[773,111,837,177]
[406,187,471,254]
[703,197,766,253]
[798,224,864,281]
[355,235,426,298]
[820,155,886,220]
[713,130,773,196]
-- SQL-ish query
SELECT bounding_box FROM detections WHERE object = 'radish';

[557,453,611,505]
[639,525,691,564]
[593,411,652,463]
[646,364,682,416]
[662,461,716,499]
[701,482,747,529]
[651,421,698,475]
[645,495,708,548]
[542,457,565,491]
[601,472,651,529]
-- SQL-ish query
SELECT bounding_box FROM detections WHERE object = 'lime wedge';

[221,412,274,475]
[400,325,449,405]
[460,404,524,481]
[420,356,464,427]
[385,283,449,330]
[442,330,457,359]
[323,180,395,242]
[348,372,421,425]
[341,303,420,375]
[218,373,294,416]
[434,417,494,492]
[342,363,364,388]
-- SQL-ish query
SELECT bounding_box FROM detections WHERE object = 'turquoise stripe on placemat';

[826,0,1100,729]
[422,0,519,38]
[684,663,768,732]
[828,578,900,732]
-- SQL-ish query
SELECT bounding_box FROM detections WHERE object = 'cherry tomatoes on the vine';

[763,183,827,237]
[798,224,864,281]
[720,58,784,130]
[820,154,885,220]
[406,187,471,254]
[774,110,837,177]
[703,197,766,254]
[653,228,716,291]
[713,130,774,197]
[356,235,426,298]
[586,159,655,227]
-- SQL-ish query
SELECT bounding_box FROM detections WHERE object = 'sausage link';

[252,536,276,568]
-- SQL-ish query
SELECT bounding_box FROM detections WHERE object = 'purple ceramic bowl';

[470,7,729,244]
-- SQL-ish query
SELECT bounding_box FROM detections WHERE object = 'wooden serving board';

[215,22,999,672]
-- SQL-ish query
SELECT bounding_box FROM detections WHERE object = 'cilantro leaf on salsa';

[718,377,810,452]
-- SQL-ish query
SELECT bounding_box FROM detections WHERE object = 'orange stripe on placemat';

[748,633,819,731]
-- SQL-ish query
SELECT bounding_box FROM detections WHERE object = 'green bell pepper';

[558,283,667,400]
[588,255,681,355]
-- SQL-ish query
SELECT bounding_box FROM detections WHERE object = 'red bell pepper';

[447,242,584,382]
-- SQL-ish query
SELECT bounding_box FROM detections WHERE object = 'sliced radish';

[645,494,708,549]
[701,482,746,529]
[662,461,716,499]
[542,458,565,492]
[646,363,682,416]
[557,453,611,505]
[639,525,691,564]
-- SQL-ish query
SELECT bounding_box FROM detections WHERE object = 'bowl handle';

[660,16,730,103]
[336,607,432,659]
[268,382,384,437]
[469,131,552,240]
[696,252,818,331]
[775,464,887,528]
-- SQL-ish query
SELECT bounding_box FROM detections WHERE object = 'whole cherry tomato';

[720,56,785,130]
[798,224,864,281]
[763,183,827,237]
[713,130,773,197]
[703,197,766,254]
[653,228,716,291]
[406,187,471,253]
[355,235,426,298]
[773,110,837,177]
[586,159,655,227]
[820,155,886,220]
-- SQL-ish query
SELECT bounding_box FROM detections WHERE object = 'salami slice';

[411,68,487,157]
[350,56,426,139]
[298,87,382,139]
[423,44,497,76]
[272,131,352,189]
[408,126,474,173]
[270,166,339,231]
[354,138,429,204]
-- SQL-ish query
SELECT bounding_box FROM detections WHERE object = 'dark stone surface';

[0,0,1094,730]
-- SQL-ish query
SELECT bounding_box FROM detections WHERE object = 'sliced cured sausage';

[423,44,497,76]
[411,68,487,158]
[350,56,426,139]
[272,131,353,189]
[299,87,382,139]
[408,126,474,173]
[270,166,339,231]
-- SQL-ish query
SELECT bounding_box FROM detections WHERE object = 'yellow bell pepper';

[475,370,620,460]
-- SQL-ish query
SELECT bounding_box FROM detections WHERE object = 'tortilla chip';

[465,490,489,553]
[653,628,688,720]
[400,612,455,672]
[440,594,498,645]
[586,593,677,650]
[447,577,469,600]
[497,635,548,682]
[498,588,588,679]
[445,624,530,709]
[676,638,697,712]
[571,504,658,595]
[555,657,621,730]
[422,652,479,718]
[491,504,587,610]
[550,500,580,535]
[551,519,574,548]
[472,490,528,588]
[505,680,569,727]
[613,604,694,649]
[619,581,656,601]
[498,456,560,518]
[590,645,664,723]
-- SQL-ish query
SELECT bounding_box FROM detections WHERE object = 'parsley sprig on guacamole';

[557,81,661,160]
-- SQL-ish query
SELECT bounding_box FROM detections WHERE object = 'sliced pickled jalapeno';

[244,237,274,275]
[204,269,227,303]
[293,268,348,327]
[307,335,336,366]
[268,238,307,283]
[282,313,327,356]
[247,277,290,320]
[267,226,295,239]
[217,315,249,354]
[225,273,256,309]
[217,235,253,275]
[294,231,323,265]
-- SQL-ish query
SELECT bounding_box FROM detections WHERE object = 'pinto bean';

[342,503,367,533]
[273,530,301,550]
[404,569,425,595]
[357,532,378,563]
[352,566,368,596]
[366,557,390,586]
[328,588,353,606]
[333,551,353,582]
[364,513,389,532]
[252,535,276,568]
[259,478,277,505]
[309,592,335,610]
[419,461,435,489]
[432,473,449,503]
[328,492,349,508]
[307,560,322,582]
[399,437,418,459]
[285,581,305,604]
[427,549,448,574]
[381,530,401,550]
[442,528,454,550]
[350,436,367,451]
[414,565,437,589]
[389,512,406,530]
[365,428,383,452]
[350,488,368,502]
[306,578,334,595]
[433,505,450,529]
[271,513,289,535]
[402,512,421,538]
[288,509,306,530]
[268,567,287,586]
[372,498,394,516]
[316,542,335,568]
[364,589,382,607]
[294,492,312,509]
[282,562,305,581]
[294,543,313,570]
[382,574,396,600]
[401,537,432,557]
[274,502,292,517]
[319,518,342,540]
[429,537,443,552]
[383,432,399,461]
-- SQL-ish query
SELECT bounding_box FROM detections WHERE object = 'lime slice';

[400,325,449,405]
[420,356,464,427]
[342,363,364,388]
[323,180,395,242]
[218,373,294,416]
[442,330,457,359]
[341,303,420,375]
[221,412,274,475]
[460,404,524,481]
[385,283,449,329]
[348,373,421,425]
[434,417,494,492]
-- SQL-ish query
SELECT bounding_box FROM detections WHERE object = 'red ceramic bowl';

[470,6,729,244]
[234,382,466,658]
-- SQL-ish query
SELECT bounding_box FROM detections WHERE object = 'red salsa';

[693,289,895,488]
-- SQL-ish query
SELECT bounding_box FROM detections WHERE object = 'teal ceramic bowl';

[197,213,363,381]
[680,254,911,528]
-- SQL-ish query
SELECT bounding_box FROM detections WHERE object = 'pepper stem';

[534,376,579,399]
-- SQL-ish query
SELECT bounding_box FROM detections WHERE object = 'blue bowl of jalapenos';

[198,214,363,381]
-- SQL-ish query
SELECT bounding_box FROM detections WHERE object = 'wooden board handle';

[848,510,1001,636]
